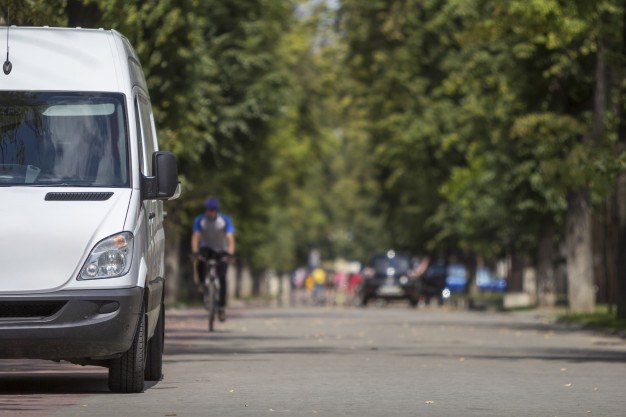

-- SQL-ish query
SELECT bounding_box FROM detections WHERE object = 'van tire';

[108,306,146,393]
[145,302,164,381]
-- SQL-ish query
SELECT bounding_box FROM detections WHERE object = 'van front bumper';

[0,287,143,361]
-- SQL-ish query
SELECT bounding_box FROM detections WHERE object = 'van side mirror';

[141,151,181,200]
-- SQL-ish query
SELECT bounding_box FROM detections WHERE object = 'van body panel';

[0,188,132,293]
[0,27,174,376]
[0,287,143,360]
[0,28,120,92]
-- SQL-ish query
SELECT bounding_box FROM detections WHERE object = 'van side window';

[133,98,144,174]
[136,94,155,175]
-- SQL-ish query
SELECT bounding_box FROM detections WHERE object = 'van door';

[134,92,164,329]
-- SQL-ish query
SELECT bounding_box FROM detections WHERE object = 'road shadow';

[163,343,341,361]
[0,374,164,396]
[0,373,109,395]
[399,345,626,363]
[0,361,163,395]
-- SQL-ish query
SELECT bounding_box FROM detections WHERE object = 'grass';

[447,292,504,303]
[446,292,505,311]
[557,304,626,333]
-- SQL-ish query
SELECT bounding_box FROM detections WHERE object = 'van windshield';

[0,92,129,187]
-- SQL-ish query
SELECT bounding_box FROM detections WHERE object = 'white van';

[0,27,180,393]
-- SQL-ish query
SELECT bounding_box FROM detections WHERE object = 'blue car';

[476,267,507,292]
[442,265,507,299]
[445,264,467,295]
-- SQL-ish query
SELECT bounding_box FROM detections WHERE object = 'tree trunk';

[614,0,626,320]
[537,226,556,307]
[563,13,608,313]
[616,172,626,318]
[65,0,102,28]
[462,251,477,296]
[566,191,595,313]
[592,205,607,304]
[508,251,524,293]
[252,269,263,296]
[235,257,243,299]
[164,224,182,305]
[604,195,619,313]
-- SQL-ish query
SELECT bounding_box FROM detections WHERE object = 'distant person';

[304,272,315,305]
[191,197,235,322]
[334,270,348,306]
[348,271,362,298]
[416,255,447,305]
[312,267,327,305]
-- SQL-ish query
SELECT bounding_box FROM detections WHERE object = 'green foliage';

[0,1,67,26]
[340,0,464,254]
[94,0,217,164]
[250,1,388,268]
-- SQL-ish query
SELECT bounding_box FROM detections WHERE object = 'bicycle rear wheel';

[208,281,217,331]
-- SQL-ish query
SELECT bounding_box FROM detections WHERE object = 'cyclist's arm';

[226,232,235,256]
[191,232,201,254]
[191,215,203,254]
[222,214,236,256]
[414,256,430,277]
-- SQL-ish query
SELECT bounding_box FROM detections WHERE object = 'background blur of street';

[4,1,626,414]
[1,303,625,417]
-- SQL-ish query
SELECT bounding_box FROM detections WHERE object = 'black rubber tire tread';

[108,306,146,393]
[208,283,216,332]
[144,302,164,381]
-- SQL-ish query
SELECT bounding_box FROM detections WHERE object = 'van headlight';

[79,232,134,279]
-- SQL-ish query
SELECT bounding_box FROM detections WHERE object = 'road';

[1,304,626,416]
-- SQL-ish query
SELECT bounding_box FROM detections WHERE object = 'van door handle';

[148,212,156,220]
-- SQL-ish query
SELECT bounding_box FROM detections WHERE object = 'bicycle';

[194,250,229,331]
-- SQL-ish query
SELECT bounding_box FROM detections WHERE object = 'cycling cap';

[204,197,220,210]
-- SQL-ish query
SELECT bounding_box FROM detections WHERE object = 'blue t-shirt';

[192,213,235,252]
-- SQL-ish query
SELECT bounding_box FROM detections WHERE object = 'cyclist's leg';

[217,260,228,320]
[196,256,206,291]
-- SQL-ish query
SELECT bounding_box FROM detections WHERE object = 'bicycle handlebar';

[190,250,233,263]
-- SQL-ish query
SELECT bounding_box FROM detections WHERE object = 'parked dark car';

[358,250,420,307]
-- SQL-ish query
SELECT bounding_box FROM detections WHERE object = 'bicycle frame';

[196,250,228,331]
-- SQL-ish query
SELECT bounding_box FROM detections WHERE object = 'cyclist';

[191,196,235,322]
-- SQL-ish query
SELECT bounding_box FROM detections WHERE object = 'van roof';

[0,27,147,94]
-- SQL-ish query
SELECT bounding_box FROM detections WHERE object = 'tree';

[339,0,620,312]
[10,0,626,311]
[340,0,464,254]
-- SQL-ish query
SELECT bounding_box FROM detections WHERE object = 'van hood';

[0,188,132,293]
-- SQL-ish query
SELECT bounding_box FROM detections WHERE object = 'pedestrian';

[312,267,326,305]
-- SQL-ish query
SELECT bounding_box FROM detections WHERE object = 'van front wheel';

[144,302,164,381]
[108,306,146,393]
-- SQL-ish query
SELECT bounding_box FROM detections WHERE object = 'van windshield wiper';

[30,183,92,187]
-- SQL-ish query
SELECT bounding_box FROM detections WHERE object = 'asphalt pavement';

[1,303,626,416]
